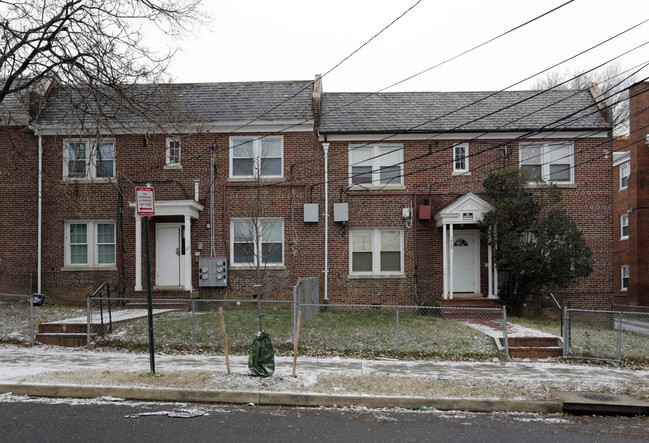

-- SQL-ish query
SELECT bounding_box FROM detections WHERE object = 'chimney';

[312,74,322,130]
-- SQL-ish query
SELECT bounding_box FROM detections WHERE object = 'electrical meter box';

[198,257,228,287]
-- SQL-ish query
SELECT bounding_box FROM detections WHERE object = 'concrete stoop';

[502,336,563,359]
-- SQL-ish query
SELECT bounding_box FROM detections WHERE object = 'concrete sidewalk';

[1,344,648,413]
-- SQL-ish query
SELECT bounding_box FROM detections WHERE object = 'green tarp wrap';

[248,332,275,377]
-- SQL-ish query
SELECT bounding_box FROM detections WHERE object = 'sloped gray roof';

[319,89,610,134]
[0,80,31,126]
[35,80,315,130]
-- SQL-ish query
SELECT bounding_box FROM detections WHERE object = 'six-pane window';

[230,137,283,178]
[350,145,403,186]
[519,142,574,183]
[453,143,469,172]
[66,221,115,267]
[166,137,181,166]
[65,140,115,179]
[350,228,403,275]
[231,218,284,266]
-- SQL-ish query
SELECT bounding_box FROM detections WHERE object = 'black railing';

[90,282,112,337]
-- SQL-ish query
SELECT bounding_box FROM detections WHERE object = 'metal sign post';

[136,187,156,374]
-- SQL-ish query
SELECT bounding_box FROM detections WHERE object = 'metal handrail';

[89,282,111,337]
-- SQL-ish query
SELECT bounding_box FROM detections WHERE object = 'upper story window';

[349,144,403,187]
[619,161,630,190]
[64,139,115,179]
[620,213,629,240]
[166,137,181,167]
[230,136,283,179]
[453,143,469,173]
[519,142,574,184]
[231,218,284,267]
[65,221,116,268]
[350,228,403,276]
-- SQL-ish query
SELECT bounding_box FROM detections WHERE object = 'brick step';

[505,337,562,348]
[36,333,95,347]
[133,290,192,299]
[508,346,563,359]
[38,323,110,334]
[439,299,503,309]
[125,301,188,310]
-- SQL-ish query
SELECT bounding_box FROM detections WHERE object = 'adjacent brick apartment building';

[0,78,614,309]
[613,81,649,307]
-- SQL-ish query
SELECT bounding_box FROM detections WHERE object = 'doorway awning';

[434,192,494,227]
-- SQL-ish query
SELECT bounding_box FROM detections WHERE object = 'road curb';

[0,383,562,413]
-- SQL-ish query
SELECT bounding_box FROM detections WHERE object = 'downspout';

[323,142,330,302]
[37,135,42,294]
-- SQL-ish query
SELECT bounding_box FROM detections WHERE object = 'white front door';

[452,232,478,293]
[156,224,185,286]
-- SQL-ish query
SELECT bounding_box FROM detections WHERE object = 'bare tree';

[531,62,636,135]
[0,0,204,117]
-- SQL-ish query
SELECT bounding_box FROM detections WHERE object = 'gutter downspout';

[37,135,42,294]
[322,142,329,302]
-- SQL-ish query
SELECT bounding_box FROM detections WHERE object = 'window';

[64,140,115,179]
[231,218,284,266]
[349,145,403,187]
[230,136,283,179]
[166,137,181,167]
[619,161,630,190]
[620,213,629,240]
[621,265,629,291]
[519,142,574,183]
[453,143,469,173]
[350,228,403,275]
[65,221,116,267]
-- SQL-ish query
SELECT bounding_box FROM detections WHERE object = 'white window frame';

[63,139,116,180]
[349,228,404,276]
[229,136,284,179]
[230,218,284,267]
[165,136,182,168]
[64,221,116,268]
[519,142,574,184]
[453,143,469,174]
[349,144,403,188]
[620,213,629,240]
[619,161,630,190]
[621,264,630,291]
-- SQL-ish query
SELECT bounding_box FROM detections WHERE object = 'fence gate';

[293,277,320,342]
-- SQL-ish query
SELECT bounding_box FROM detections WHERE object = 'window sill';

[452,170,471,176]
[62,177,116,184]
[620,236,629,241]
[61,266,117,272]
[347,184,406,191]
[227,177,286,184]
[348,273,406,280]
[526,182,577,189]
[164,163,182,170]
[229,265,287,271]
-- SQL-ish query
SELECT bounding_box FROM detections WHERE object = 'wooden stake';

[292,310,302,377]
[219,307,230,374]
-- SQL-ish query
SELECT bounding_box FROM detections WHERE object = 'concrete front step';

[36,333,95,347]
[125,300,188,310]
[508,346,563,359]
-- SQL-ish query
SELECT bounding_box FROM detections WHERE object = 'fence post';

[616,311,622,361]
[293,279,300,345]
[396,307,400,353]
[28,294,34,347]
[191,300,196,344]
[563,308,570,357]
[87,296,92,348]
[501,306,509,360]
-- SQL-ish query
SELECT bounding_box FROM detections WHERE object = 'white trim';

[613,151,631,167]
[348,144,404,187]
[434,192,494,227]
[229,136,284,179]
[230,218,285,267]
[165,136,182,167]
[319,131,609,142]
[453,142,469,173]
[618,161,630,190]
[621,264,630,291]
[519,141,575,185]
[64,220,116,268]
[620,213,629,240]
[62,138,116,180]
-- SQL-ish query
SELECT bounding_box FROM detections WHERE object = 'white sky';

[161,0,649,92]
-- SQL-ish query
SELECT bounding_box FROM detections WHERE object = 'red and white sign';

[136,186,155,216]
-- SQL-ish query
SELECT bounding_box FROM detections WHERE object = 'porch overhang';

[434,193,498,300]
[128,199,204,219]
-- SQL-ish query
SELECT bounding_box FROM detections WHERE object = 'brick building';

[613,81,649,307]
[0,78,614,308]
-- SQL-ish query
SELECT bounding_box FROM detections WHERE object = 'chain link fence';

[87,296,508,359]
[0,293,35,345]
[563,308,649,361]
